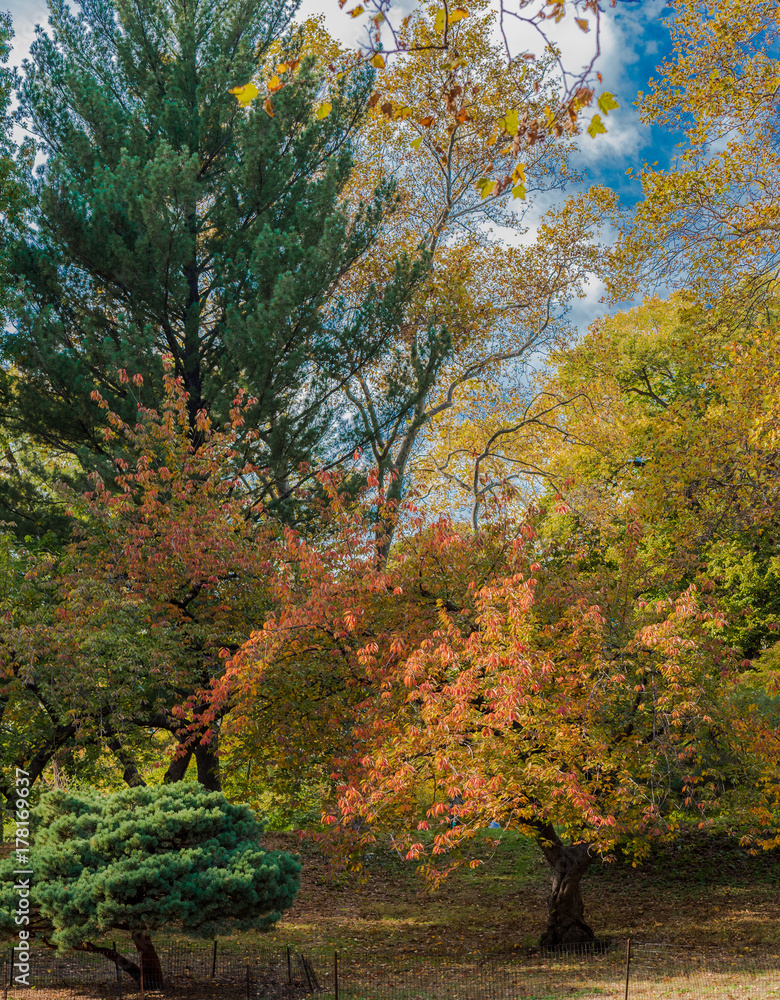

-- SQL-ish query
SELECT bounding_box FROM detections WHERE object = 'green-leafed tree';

[0,783,300,988]
[0,0,421,537]
[537,293,780,661]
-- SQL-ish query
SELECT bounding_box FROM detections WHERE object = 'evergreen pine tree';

[0,783,300,988]
[0,0,419,533]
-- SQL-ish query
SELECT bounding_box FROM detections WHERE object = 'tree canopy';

[0,0,779,955]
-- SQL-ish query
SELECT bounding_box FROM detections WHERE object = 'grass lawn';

[5,828,780,999]
[242,828,780,958]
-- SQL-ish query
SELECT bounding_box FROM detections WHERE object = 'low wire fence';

[2,938,779,999]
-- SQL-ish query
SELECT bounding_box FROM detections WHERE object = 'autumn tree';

[0,374,287,795]
[326,1,614,559]
[208,284,780,937]
[0,0,422,537]
[216,494,780,944]
[615,0,780,305]
[536,294,780,660]
[0,784,300,988]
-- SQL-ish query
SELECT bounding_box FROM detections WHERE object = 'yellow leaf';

[419,115,435,127]
[267,75,284,93]
[396,106,415,119]
[498,109,519,135]
[229,82,259,107]
[597,91,620,115]
[263,96,274,117]
[511,183,526,199]
[476,178,497,199]
[316,101,333,120]
[348,5,364,17]
[370,53,385,69]
[511,162,526,184]
[436,5,468,31]
[410,136,424,150]
[276,63,289,74]
[575,17,590,32]
[586,114,607,138]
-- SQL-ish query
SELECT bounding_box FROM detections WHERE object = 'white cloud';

[7,0,46,66]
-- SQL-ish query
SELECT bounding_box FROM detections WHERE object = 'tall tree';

[0,0,419,534]
[328,2,613,559]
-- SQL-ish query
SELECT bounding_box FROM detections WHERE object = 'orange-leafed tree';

[0,371,278,793]
[218,500,780,944]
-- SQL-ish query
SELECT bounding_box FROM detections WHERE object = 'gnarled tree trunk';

[75,942,145,984]
[536,825,595,947]
[132,931,165,990]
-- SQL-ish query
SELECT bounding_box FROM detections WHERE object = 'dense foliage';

[0,0,778,951]
[0,784,300,986]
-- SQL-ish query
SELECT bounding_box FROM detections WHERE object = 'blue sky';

[574,0,681,202]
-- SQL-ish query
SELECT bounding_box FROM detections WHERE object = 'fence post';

[212,939,218,978]
[246,963,251,1000]
[287,945,292,985]
[334,950,339,1000]
[113,941,121,986]
[140,948,144,1000]
[624,937,632,1000]
[3,959,7,1000]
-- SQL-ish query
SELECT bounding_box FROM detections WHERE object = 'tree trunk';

[194,742,221,791]
[535,825,595,947]
[164,746,193,783]
[132,931,165,990]
[75,941,146,985]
